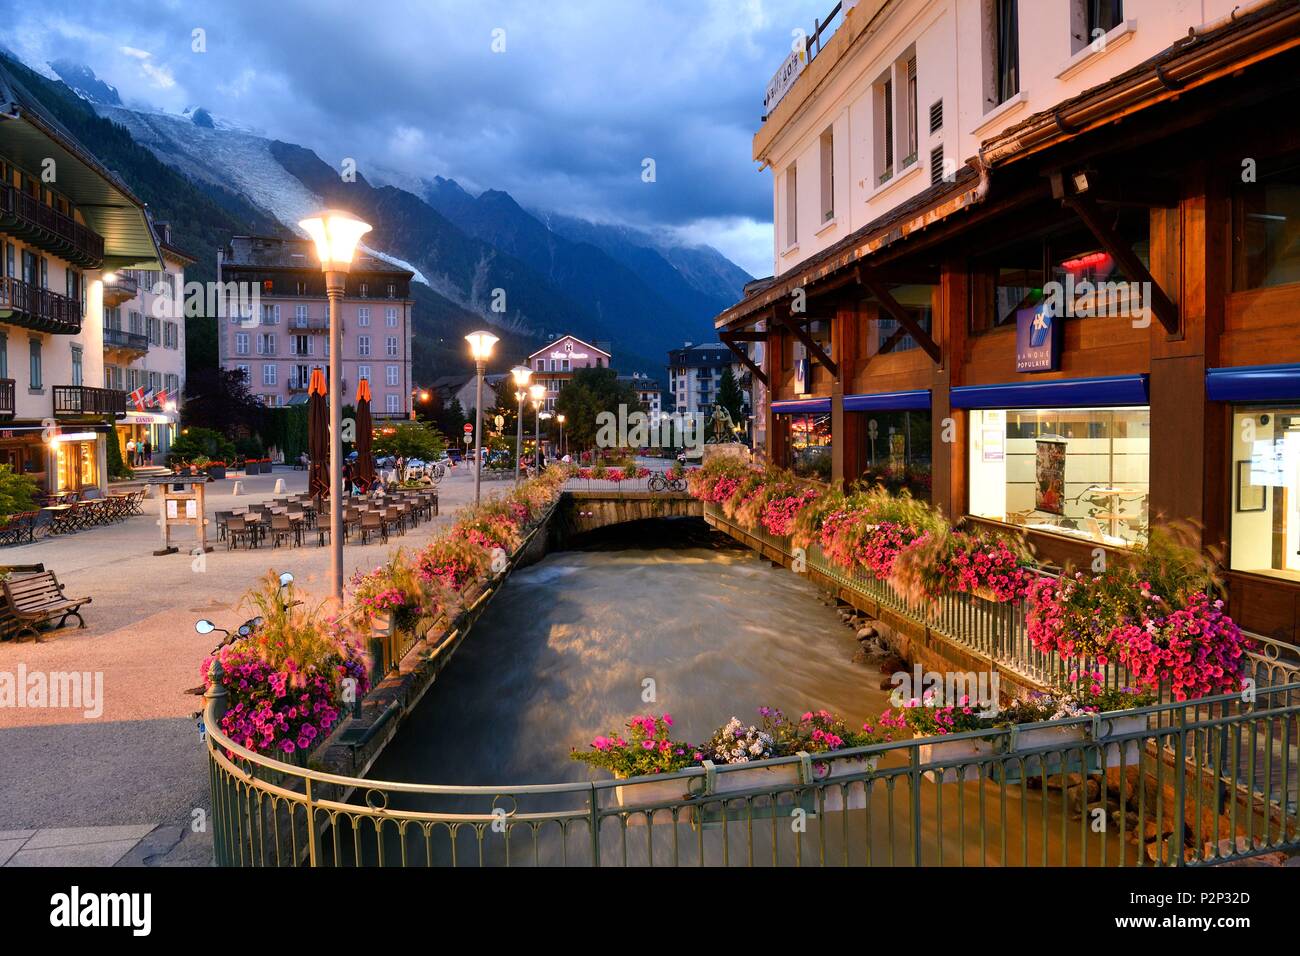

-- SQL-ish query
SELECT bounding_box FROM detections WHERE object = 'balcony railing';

[102,273,139,307]
[53,385,126,418]
[0,277,82,335]
[102,327,150,353]
[0,378,13,418]
[0,184,104,268]
[287,380,309,393]
[290,317,331,333]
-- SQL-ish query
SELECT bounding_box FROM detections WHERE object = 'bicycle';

[647,471,686,493]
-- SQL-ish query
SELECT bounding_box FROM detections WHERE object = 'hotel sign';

[764,44,808,113]
[1015,302,1062,373]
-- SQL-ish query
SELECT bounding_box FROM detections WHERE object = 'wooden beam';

[876,323,909,355]
[774,307,838,378]
[718,331,768,387]
[720,330,769,342]
[861,278,942,364]
[1063,194,1180,334]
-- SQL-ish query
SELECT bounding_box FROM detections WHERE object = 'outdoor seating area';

[0,488,147,546]
[0,563,92,642]
[214,488,438,550]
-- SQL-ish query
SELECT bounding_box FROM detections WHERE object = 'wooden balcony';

[103,326,150,356]
[0,183,104,268]
[102,273,139,307]
[53,385,126,418]
[0,378,13,419]
[0,277,82,334]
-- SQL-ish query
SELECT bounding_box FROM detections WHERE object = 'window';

[257,333,276,355]
[130,310,146,336]
[784,413,832,481]
[294,305,309,326]
[70,345,82,387]
[386,336,399,357]
[536,359,544,370]
[262,363,277,386]
[235,332,250,356]
[1230,406,1300,579]
[293,365,309,389]
[874,70,894,185]
[857,410,932,500]
[28,338,41,390]
[236,364,250,381]
[870,285,933,354]
[261,303,280,325]
[0,333,6,379]
[166,373,179,395]
[358,335,371,357]
[358,282,369,298]
[386,394,399,414]
[819,127,835,223]
[1074,0,1124,53]
[386,282,397,298]
[903,54,918,166]
[358,307,370,327]
[386,365,399,386]
[291,334,311,356]
[359,365,371,383]
[148,317,161,346]
[784,165,798,249]
[988,0,1020,108]
[1232,157,1300,290]
[386,307,398,327]
[967,406,1150,546]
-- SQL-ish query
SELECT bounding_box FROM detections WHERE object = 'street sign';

[463,423,473,434]
[463,434,472,445]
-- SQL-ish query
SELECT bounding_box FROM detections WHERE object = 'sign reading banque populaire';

[1015,301,1062,372]
[764,43,808,113]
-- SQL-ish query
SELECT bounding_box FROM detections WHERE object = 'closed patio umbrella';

[308,367,330,500]
[355,377,375,491]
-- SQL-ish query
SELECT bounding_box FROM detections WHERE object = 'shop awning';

[771,397,831,414]
[844,389,931,412]
[1206,363,1300,403]
[950,375,1149,410]
[120,410,175,425]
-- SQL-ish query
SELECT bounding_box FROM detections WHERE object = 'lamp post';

[466,331,499,504]
[556,413,566,459]
[409,386,430,422]
[529,383,546,471]
[299,209,371,602]
[510,366,532,486]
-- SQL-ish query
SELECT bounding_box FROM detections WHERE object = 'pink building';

[528,334,611,411]
[216,236,415,417]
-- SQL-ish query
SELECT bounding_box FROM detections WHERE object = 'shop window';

[785,413,832,481]
[1232,157,1300,290]
[1230,407,1300,580]
[967,406,1149,546]
[869,286,933,353]
[858,409,931,500]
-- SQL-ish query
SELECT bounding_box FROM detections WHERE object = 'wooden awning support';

[718,329,769,387]
[1062,193,1179,334]
[861,277,942,364]
[876,323,909,355]
[774,307,838,378]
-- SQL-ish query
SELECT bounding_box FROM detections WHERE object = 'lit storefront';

[846,390,932,501]
[773,398,831,482]
[118,410,177,464]
[956,377,1150,549]
[51,431,101,494]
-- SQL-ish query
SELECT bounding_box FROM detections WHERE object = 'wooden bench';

[2,570,91,642]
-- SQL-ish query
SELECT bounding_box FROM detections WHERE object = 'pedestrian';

[126,438,137,467]
[142,438,152,465]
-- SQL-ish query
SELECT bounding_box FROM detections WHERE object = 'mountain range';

[18,55,751,383]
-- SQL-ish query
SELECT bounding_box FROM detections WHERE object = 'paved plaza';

[0,465,495,865]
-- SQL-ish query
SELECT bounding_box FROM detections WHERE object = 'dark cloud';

[13,0,813,274]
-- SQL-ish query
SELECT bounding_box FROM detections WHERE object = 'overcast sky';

[6,0,825,277]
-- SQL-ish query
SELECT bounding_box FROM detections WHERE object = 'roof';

[0,55,163,271]
[668,341,733,365]
[527,333,610,361]
[221,235,415,277]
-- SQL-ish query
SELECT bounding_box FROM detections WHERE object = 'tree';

[373,423,447,481]
[717,365,745,425]
[438,396,466,437]
[553,366,640,454]
[183,366,266,439]
[168,427,237,466]
[0,464,39,518]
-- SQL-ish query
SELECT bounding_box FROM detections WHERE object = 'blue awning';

[844,389,931,412]
[950,375,1149,409]
[1206,364,1300,403]
[771,397,831,414]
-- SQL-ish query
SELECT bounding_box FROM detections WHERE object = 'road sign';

[463,423,473,434]
[463,434,472,445]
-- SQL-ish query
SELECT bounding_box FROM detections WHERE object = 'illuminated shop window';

[967,406,1149,546]
[1231,406,1300,580]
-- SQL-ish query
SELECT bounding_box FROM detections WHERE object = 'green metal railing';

[205,683,1300,867]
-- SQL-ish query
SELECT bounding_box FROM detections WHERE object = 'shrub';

[0,464,39,518]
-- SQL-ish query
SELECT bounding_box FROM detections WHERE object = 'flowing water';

[355,519,1134,867]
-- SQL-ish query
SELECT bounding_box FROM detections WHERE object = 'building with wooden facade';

[717,0,1300,641]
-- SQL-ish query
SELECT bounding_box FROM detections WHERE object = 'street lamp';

[510,365,532,486]
[529,382,546,471]
[299,209,371,602]
[408,386,430,422]
[465,330,499,503]
[556,413,566,459]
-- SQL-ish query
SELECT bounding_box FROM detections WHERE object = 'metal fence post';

[589,786,601,867]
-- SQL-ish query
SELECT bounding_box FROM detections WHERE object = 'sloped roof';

[222,235,414,277]
[0,56,162,270]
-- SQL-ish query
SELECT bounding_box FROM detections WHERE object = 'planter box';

[917,734,996,783]
[812,754,880,811]
[1095,713,1147,767]
[613,773,693,812]
[206,466,227,480]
